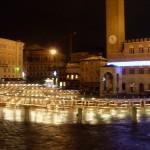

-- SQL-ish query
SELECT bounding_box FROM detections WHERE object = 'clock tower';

[106,0,125,61]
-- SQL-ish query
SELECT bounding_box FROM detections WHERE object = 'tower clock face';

[108,35,117,44]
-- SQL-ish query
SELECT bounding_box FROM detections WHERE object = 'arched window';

[129,45,134,54]
[139,45,144,53]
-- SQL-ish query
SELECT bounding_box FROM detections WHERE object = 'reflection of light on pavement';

[30,109,47,123]
[144,108,150,116]
[100,113,111,124]
[85,109,98,124]
[35,111,44,123]
[110,109,117,116]
[85,111,95,120]
[2,105,150,124]
[4,108,14,121]
[115,109,128,119]
[120,109,128,113]
[15,109,22,122]
[52,114,62,124]
[117,113,127,119]
[30,110,36,122]
[53,111,69,124]
[3,108,22,122]
[136,110,141,121]
[30,109,70,124]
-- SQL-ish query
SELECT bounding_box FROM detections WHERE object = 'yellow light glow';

[71,75,74,80]
[75,74,78,79]
[50,49,57,55]
[67,75,70,79]
[15,67,20,72]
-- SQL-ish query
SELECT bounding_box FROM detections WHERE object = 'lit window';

[59,82,63,87]
[63,82,66,87]
[71,75,74,80]
[75,74,79,79]
[67,75,69,79]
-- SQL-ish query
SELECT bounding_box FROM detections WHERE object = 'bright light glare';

[53,71,57,76]
[50,49,57,55]
[108,61,150,67]
[22,72,25,78]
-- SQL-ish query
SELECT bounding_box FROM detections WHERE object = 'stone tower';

[106,0,125,61]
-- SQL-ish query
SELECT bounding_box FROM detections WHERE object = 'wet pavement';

[0,107,150,150]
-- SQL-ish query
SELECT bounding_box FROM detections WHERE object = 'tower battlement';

[125,38,150,43]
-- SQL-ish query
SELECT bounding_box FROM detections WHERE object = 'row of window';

[27,57,64,63]
[129,47,150,54]
[2,75,17,78]
[122,83,149,92]
[28,66,51,71]
[30,72,49,76]
[122,68,150,74]
[0,44,17,50]
[66,74,79,80]
[0,60,16,65]
[2,68,21,74]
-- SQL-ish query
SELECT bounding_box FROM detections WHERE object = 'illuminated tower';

[106,0,125,61]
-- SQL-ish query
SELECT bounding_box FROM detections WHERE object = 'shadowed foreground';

[0,122,150,150]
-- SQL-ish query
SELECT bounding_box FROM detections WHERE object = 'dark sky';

[0,0,150,53]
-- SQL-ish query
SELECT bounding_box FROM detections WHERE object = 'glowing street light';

[50,49,57,55]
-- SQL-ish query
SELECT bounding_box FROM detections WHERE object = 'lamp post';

[50,49,57,86]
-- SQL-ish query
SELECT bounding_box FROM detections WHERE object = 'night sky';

[0,0,150,54]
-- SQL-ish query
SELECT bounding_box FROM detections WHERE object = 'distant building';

[65,52,106,94]
[24,46,66,84]
[80,56,107,95]
[65,52,92,89]
[65,63,80,89]
[0,38,24,81]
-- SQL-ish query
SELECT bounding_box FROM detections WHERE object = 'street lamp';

[49,48,58,87]
[50,49,57,56]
